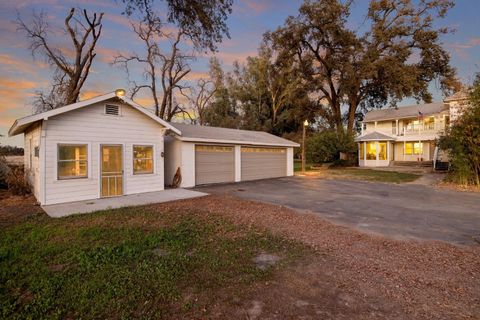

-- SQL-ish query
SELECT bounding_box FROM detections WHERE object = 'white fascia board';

[9,92,117,136]
[177,136,300,147]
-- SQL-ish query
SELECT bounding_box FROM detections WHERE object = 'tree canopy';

[121,0,233,52]
[268,0,460,134]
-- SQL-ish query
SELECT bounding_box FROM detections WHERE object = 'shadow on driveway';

[195,176,480,246]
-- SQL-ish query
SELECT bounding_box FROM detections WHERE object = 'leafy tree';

[121,0,233,52]
[203,58,240,128]
[268,0,459,135]
[306,129,356,163]
[18,9,104,112]
[439,75,480,186]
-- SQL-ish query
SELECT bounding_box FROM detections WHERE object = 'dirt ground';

[1,191,479,319]
[155,195,480,320]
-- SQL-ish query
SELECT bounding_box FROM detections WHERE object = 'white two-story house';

[356,92,467,167]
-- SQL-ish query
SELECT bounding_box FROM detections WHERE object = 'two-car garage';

[194,145,288,185]
[164,122,299,188]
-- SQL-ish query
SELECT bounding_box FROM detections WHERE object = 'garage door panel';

[241,147,287,181]
[195,145,234,185]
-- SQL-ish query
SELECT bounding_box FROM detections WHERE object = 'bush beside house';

[306,130,357,165]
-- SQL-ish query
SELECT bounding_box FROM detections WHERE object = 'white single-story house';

[8,90,299,206]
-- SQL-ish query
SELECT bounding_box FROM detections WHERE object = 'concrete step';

[391,161,433,167]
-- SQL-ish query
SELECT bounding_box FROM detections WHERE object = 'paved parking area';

[196,176,480,245]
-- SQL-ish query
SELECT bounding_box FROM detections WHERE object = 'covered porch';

[356,132,396,167]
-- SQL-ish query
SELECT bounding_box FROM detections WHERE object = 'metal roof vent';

[105,104,120,116]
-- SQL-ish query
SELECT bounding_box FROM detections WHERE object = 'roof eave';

[177,136,300,147]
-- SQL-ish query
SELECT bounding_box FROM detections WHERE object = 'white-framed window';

[57,144,88,179]
[133,145,154,174]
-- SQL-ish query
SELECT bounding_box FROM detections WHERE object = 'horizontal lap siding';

[24,123,41,200]
[241,148,287,181]
[44,100,164,205]
[195,146,234,185]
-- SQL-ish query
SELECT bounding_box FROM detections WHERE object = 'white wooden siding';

[24,122,41,200]
[43,99,165,205]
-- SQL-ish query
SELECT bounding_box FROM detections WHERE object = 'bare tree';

[114,13,193,121]
[18,8,104,112]
[181,78,216,125]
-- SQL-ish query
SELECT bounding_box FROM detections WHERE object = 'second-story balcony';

[402,121,445,136]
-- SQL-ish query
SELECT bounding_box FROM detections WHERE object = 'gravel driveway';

[196,176,480,245]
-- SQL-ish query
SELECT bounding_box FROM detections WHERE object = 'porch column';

[387,141,390,163]
[396,119,399,136]
[364,142,366,161]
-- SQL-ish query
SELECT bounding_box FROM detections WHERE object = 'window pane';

[133,145,153,159]
[133,159,153,174]
[58,160,87,178]
[359,142,364,159]
[133,145,153,174]
[59,145,87,161]
[366,142,376,160]
[378,142,387,160]
[58,145,87,179]
[414,143,422,155]
[405,143,413,155]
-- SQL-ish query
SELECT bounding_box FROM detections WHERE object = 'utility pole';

[302,119,309,174]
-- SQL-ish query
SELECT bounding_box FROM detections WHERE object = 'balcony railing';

[362,121,445,137]
[402,122,445,135]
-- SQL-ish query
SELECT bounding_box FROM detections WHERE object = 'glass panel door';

[101,145,123,197]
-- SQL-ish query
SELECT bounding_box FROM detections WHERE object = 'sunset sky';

[1,0,479,147]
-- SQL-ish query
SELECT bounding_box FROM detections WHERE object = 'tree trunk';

[347,96,358,136]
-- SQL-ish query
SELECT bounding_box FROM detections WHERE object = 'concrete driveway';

[196,176,480,245]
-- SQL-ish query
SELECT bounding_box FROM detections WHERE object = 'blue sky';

[1,0,479,146]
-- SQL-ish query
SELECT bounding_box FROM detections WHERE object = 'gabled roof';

[355,131,396,142]
[444,90,469,102]
[363,103,448,122]
[168,122,300,147]
[8,92,181,136]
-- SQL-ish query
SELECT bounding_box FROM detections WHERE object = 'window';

[133,145,154,174]
[366,142,376,160]
[359,142,364,159]
[404,142,422,155]
[58,144,88,179]
[378,142,387,160]
[392,121,396,135]
[105,104,120,116]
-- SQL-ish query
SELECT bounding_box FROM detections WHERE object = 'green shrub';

[306,130,357,163]
[438,75,480,186]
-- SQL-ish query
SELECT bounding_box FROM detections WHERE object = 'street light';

[302,119,309,174]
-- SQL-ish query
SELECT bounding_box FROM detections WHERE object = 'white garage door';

[241,147,287,181]
[195,145,235,185]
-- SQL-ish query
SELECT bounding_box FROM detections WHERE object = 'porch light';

[115,88,126,97]
[303,120,309,127]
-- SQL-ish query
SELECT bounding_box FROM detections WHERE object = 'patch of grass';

[0,207,309,319]
[328,168,420,183]
[294,161,322,172]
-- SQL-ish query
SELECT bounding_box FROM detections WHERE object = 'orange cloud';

[209,50,256,65]
[183,71,210,81]
[0,54,47,75]
[447,37,480,60]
